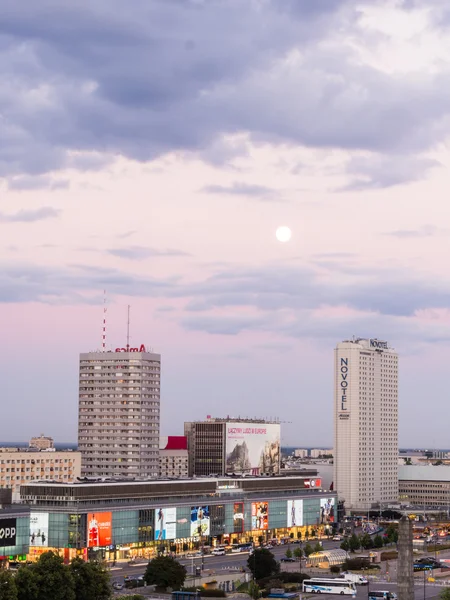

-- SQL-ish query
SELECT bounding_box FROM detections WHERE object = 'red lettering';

[115,344,146,353]
[139,344,146,352]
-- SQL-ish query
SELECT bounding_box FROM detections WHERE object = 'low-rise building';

[0,448,81,501]
[294,449,308,458]
[159,436,188,478]
[29,435,54,450]
[399,465,450,507]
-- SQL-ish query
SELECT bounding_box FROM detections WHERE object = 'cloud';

[117,230,137,239]
[107,246,191,260]
[7,175,70,191]
[201,182,280,201]
[385,225,447,238]
[0,207,61,222]
[4,1,450,185]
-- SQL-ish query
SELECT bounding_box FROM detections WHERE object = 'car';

[280,557,296,562]
[112,582,124,590]
[212,548,226,556]
[332,535,342,541]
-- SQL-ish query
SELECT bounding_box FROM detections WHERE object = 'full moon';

[275,226,292,243]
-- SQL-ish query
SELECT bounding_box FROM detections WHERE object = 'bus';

[302,578,356,595]
[231,543,253,553]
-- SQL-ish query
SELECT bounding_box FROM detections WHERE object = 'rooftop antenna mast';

[126,305,131,351]
[102,290,107,351]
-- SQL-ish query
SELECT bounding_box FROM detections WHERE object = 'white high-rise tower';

[334,338,398,511]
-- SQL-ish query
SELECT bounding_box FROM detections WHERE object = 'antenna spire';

[126,305,131,351]
[102,290,107,351]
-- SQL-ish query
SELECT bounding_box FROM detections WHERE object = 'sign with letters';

[339,358,349,412]
[0,519,16,548]
[115,344,146,353]
[370,339,388,350]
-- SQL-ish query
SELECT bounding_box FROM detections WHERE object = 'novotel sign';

[115,344,146,353]
[340,358,349,412]
[370,339,388,350]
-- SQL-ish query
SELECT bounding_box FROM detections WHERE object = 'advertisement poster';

[0,518,16,548]
[87,512,112,547]
[225,423,280,475]
[251,502,268,530]
[287,500,303,528]
[320,498,335,524]
[190,506,210,538]
[30,513,49,547]
[154,507,177,540]
[233,502,244,533]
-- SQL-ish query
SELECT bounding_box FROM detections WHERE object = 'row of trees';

[340,530,397,553]
[0,552,111,600]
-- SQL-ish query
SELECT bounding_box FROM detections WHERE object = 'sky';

[2,0,450,447]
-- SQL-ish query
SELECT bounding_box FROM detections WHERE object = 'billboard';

[251,502,268,530]
[233,502,244,533]
[320,498,335,524]
[87,512,112,547]
[0,518,16,548]
[190,506,210,538]
[304,478,322,489]
[154,507,177,541]
[225,422,281,475]
[30,513,49,547]
[287,500,303,528]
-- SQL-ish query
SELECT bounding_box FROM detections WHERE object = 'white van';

[341,572,369,585]
[369,592,397,600]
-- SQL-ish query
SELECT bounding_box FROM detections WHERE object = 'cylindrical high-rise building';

[78,344,160,478]
[334,338,398,511]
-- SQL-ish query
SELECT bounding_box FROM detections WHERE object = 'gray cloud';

[2,1,448,185]
[107,246,191,260]
[0,207,61,222]
[7,175,70,191]
[201,182,280,201]
[384,225,446,238]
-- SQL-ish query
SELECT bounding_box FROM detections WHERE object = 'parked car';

[280,557,296,562]
[332,535,343,541]
[212,548,226,556]
[112,582,124,591]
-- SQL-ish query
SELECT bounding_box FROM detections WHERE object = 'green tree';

[144,556,187,591]
[348,534,361,553]
[25,552,75,600]
[70,557,111,600]
[304,529,309,541]
[373,535,384,549]
[360,534,373,550]
[314,542,322,553]
[16,564,39,600]
[293,547,303,559]
[440,589,450,600]
[303,544,313,557]
[340,539,350,552]
[0,570,18,600]
[248,581,261,599]
[285,548,293,559]
[297,532,302,541]
[247,549,279,581]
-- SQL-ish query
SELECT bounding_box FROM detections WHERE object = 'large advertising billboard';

[190,506,210,538]
[320,498,335,524]
[251,502,268,530]
[30,513,49,547]
[154,507,177,541]
[0,518,16,548]
[226,423,280,475]
[233,502,244,533]
[287,500,303,528]
[87,512,112,547]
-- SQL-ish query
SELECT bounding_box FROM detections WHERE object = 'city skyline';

[3,1,450,446]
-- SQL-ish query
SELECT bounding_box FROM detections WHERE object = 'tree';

[248,581,261,599]
[373,535,384,549]
[0,570,18,600]
[70,557,111,600]
[16,565,39,600]
[144,556,186,591]
[247,549,279,581]
[314,542,322,553]
[340,539,350,552]
[25,552,75,600]
[285,548,293,559]
[303,544,313,557]
[360,534,373,550]
[348,534,361,553]
[440,589,450,600]
[297,532,302,541]
[293,547,303,559]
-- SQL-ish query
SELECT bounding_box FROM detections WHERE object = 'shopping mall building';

[0,475,336,564]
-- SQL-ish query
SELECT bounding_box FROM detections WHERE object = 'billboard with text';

[190,506,210,538]
[87,512,112,547]
[233,502,244,533]
[226,423,280,475]
[154,507,177,540]
[320,498,335,524]
[30,513,49,547]
[251,502,268,530]
[0,518,16,548]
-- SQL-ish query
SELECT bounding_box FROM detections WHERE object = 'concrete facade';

[159,436,188,478]
[78,349,160,478]
[397,516,414,600]
[334,338,398,510]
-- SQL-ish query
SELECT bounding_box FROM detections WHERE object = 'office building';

[29,435,54,450]
[159,436,188,478]
[184,417,281,477]
[399,465,450,508]
[334,338,398,510]
[0,448,80,501]
[294,449,308,458]
[310,449,333,459]
[78,344,160,478]
[2,474,337,564]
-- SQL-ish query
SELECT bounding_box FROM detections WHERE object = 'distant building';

[0,447,81,501]
[310,449,333,459]
[399,465,450,507]
[29,434,54,450]
[159,436,188,478]
[334,338,398,510]
[184,417,281,477]
[294,449,308,458]
[78,345,161,479]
